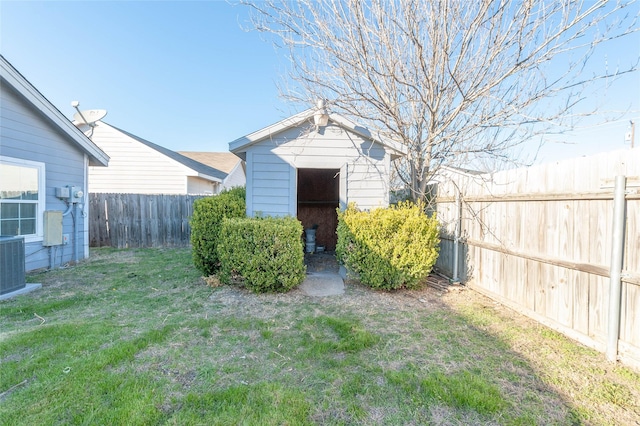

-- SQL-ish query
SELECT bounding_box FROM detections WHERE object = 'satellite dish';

[73,109,107,125]
[75,123,91,133]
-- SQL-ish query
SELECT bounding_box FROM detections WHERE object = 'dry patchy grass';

[1,248,638,425]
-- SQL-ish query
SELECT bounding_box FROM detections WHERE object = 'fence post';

[606,175,627,362]
[452,189,462,283]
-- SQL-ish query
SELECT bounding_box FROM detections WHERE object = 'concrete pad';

[0,283,42,301]
[299,272,344,297]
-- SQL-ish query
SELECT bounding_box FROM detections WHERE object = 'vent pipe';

[314,99,329,128]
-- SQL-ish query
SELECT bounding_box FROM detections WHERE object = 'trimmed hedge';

[336,201,440,290]
[191,187,246,276]
[217,216,306,293]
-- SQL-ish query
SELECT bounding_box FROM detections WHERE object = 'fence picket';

[434,149,640,369]
[89,193,207,249]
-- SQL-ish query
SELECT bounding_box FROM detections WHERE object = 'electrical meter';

[70,186,84,203]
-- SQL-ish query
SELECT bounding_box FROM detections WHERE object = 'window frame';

[0,156,46,242]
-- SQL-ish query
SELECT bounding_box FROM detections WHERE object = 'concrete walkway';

[299,272,344,297]
[298,252,345,297]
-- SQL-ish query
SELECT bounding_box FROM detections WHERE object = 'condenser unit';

[0,236,26,295]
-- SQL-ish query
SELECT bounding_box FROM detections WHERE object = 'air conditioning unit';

[0,236,26,295]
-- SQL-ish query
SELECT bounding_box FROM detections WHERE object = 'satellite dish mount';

[71,101,107,127]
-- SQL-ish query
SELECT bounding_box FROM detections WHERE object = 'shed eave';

[328,114,407,157]
[229,109,315,154]
[229,108,407,159]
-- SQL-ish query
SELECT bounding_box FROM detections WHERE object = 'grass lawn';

[1,248,638,425]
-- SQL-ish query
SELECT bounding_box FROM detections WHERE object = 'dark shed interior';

[297,168,340,250]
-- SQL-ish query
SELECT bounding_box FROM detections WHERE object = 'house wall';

[221,161,246,191]
[88,122,194,194]
[245,123,391,217]
[186,176,218,195]
[1,84,89,271]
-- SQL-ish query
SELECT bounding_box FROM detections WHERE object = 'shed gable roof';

[0,55,109,167]
[229,109,407,159]
[105,124,228,182]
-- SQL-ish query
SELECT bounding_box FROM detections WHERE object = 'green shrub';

[336,201,439,290]
[217,216,306,293]
[191,187,246,275]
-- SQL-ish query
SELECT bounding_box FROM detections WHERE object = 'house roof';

[229,108,407,159]
[0,55,109,167]
[439,165,484,176]
[177,151,242,175]
[427,165,485,187]
[106,124,228,182]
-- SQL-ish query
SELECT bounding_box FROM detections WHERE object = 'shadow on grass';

[0,247,612,425]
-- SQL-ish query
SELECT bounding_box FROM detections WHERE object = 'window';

[0,157,45,241]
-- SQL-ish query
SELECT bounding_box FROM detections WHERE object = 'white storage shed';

[229,107,406,250]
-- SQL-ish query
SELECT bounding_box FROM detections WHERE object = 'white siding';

[347,162,389,210]
[88,122,195,194]
[248,150,292,216]
[187,176,217,195]
[1,85,88,271]
[220,162,246,191]
[245,122,391,216]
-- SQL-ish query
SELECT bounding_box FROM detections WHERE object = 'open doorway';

[297,168,340,251]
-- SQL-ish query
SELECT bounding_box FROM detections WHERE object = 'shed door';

[297,168,340,251]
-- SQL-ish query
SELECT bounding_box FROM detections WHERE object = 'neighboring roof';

[439,165,484,176]
[229,108,407,159]
[178,151,242,175]
[0,55,109,167]
[427,165,485,186]
[105,123,228,182]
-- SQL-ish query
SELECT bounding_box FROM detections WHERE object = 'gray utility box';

[0,236,26,295]
[43,210,63,246]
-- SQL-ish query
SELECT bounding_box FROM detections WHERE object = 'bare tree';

[243,0,638,201]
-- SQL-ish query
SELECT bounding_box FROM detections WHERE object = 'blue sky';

[1,1,294,152]
[1,1,638,164]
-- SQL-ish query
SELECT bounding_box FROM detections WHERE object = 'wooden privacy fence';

[434,149,640,369]
[89,193,207,248]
